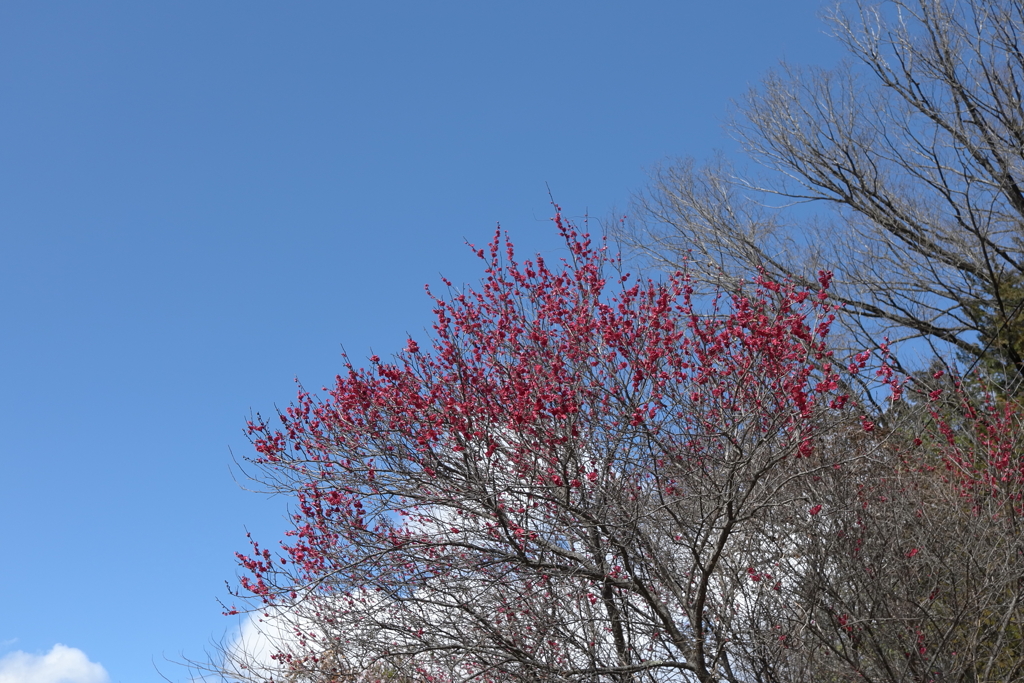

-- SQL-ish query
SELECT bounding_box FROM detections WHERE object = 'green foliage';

[964,274,1024,394]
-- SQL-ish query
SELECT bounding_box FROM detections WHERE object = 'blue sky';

[0,2,841,681]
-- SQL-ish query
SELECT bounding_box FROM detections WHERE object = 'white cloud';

[0,645,109,683]
[225,612,291,675]
[222,605,329,681]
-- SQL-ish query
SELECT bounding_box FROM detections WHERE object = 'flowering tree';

[218,213,1024,682]
[222,214,899,683]
[766,371,1024,683]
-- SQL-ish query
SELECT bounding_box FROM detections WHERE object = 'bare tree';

[621,0,1024,381]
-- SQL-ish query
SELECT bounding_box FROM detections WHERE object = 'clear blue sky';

[0,2,841,681]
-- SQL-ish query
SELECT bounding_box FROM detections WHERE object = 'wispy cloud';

[0,644,109,683]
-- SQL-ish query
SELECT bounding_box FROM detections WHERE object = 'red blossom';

[229,211,885,682]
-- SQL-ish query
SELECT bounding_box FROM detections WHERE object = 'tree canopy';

[214,216,1024,683]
